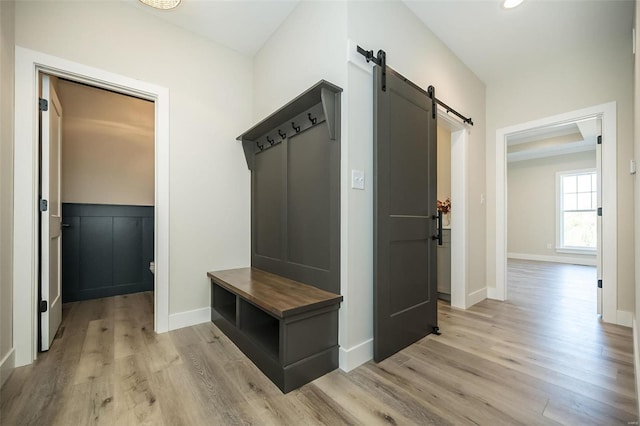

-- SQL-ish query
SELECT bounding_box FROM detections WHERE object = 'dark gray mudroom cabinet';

[208,80,343,393]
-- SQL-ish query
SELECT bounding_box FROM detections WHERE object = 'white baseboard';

[507,252,596,266]
[467,288,486,308]
[486,286,504,301]
[486,287,497,299]
[339,338,373,372]
[168,307,211,331]
[633,318,640,416]
[617,310,633,327]
[1,348,15,388]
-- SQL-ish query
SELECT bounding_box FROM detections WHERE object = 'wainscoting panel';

[62,203,154,302]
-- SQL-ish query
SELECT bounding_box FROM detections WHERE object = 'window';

[557,170,597,251]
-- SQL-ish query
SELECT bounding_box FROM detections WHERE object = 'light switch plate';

[351,169,365,190]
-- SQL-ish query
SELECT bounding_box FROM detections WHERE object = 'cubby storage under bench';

[208,267,343,393]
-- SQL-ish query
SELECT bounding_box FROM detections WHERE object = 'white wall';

[487,31,635,312]
[57,80,155,206]
[437,125,452,202]
[14,1,253,316]
[0,0,15,386]
[252,1,347,119]
[507,151,596,264]
[634,0,640,407]
[254,0,486,370]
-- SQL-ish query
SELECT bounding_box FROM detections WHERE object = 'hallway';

[0,261,636,425]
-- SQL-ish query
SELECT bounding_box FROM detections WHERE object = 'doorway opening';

[38,74,156,351]
[436,122,452,303]
[493,102,617,325]
[505,117,601,317]
[437,111,470,309]
[14,47,170,366]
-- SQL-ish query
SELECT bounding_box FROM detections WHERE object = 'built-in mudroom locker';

[208,81,343,393]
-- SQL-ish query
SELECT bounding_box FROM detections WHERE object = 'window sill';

[556,247,597,256]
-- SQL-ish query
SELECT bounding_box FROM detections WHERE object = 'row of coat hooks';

[256,112,319,151]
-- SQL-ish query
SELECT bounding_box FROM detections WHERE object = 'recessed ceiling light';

[139,0,181,10]
[503,0,524,9]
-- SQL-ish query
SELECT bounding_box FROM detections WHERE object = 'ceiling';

[506,117,599,162]
[129,0,298,55]
[131,0,635,83]
[405,0,634,84]
[57,79,154,136]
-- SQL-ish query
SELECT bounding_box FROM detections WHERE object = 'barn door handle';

[431,211,443,246]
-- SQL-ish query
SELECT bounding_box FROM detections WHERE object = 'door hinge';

[597,279,603,289]
[39,199,48,212]
[39,300,48,313]
[597,207,602,216]
[597,135,602,145]
[39,98,48,112]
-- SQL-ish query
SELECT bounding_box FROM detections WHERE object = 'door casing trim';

[491,102,617,324]
[437,111,470,309]
[13,46,170,366]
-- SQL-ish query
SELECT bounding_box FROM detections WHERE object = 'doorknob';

[61,223,71,228]
[431,211,443,246]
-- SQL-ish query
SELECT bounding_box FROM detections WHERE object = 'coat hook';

[267,136,274,146]
[257,141,264,151]
[278,129,287,140]
[292,121,300,133]
[308,113,317,125]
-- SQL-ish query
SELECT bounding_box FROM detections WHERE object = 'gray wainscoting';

[62,203,154,303]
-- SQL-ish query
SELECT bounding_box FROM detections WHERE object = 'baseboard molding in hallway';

[0,347,15,388]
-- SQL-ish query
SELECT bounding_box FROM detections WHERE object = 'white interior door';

[596,118,603,316]
[40,74,63,351]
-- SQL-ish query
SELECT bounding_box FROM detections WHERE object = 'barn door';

[373,64,439,362]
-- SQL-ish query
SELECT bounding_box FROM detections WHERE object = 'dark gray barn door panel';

[374,65,438,362]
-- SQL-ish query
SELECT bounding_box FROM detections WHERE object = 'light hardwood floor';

[1,260,637,425]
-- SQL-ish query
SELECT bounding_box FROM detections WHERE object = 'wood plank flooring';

[1,260,637,425]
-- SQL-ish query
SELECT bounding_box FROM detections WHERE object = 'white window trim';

[556,168,597,253]
[556,247,597,255]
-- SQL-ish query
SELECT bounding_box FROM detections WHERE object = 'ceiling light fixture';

[503,0,524,9]
[139,0,181,10]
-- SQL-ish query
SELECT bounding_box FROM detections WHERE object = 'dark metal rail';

[356,45,473,126]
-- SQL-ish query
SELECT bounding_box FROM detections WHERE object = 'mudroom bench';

[207,267,343,393]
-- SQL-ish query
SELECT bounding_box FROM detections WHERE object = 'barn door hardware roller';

[357,44,473,126]
[356,45,386,91]
[428,85,473,126]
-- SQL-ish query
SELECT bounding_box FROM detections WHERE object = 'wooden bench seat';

[207,267,342,393]
[207,268,342,318]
